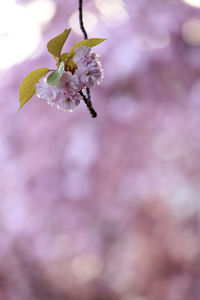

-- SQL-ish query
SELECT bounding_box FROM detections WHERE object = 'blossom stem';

[79,0,95,116]
[79,91,97,118]
[79,0,88,40]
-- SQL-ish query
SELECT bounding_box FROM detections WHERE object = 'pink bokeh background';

[1,0,200,299]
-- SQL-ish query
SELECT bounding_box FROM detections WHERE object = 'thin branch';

[79,0,96,117]
[79,0,88,40]
[79,91,97,118]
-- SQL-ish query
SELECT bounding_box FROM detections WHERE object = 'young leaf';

[47,28,71,57]
[67,58,77,69]
[69,38,106,56]
[47,61,65,86]
[60,52,70,63]
[19,67,49,111]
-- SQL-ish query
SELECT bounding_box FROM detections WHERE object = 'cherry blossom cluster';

[35,46,104,112]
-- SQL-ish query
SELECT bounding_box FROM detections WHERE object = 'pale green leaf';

[47,28,71,57]
[47,61,65,85]
[19,67,49,111]
[69,38,106,57]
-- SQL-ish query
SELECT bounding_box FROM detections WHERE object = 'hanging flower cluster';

[35,46,103,112]
[19,28,105,117]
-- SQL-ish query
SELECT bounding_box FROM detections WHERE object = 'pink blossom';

[35,75,81,112]
[55,91,81,112]
[58,71,80,92]
[35,77,57,103]
[35,48,103,112]
[73,46,104,88]
[76,61,104,88]
[73,46,94,66]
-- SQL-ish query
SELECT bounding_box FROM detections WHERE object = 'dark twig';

[79,0,88,39]
[79,91,97,118]
[79,0,97,117]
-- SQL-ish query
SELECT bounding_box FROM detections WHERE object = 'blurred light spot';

[62,125,97,200]
[24,0,56,25]
[182,0,200,7]
[63,126,98,170]
[50,234,74,259]
[133,32,170,51]
[167,230,199,261]
[117,171,138,202]
[153,133,185,161]
[0,0,56,70]
[69,10,98,35]
[70,254,103,282]
[122,296,147,300]
[107,262,136,293]
[63,170,90,200]
[3,198,27,233]
[182,18,200,45]
[95,0,124,16]
[190,79,200,106]
[157,171,197,220]
[170,186,197,219]
[95,0,129,27]
[0,137,11,162]
[108,95,139,123]
[106,38,142,80]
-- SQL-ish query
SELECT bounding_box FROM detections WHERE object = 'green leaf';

[47,61,65,85]
[67,58,77,69]
[19,67,49,111]
[60,52,70,63]
[47,28,71,57]
[69,38,106,56]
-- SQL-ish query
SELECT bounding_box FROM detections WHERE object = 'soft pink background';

[1,0,200,299]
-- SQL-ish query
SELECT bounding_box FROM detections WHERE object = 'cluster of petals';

[35,72,81,112]
[35,46,103,112]
[74,46,104,88]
